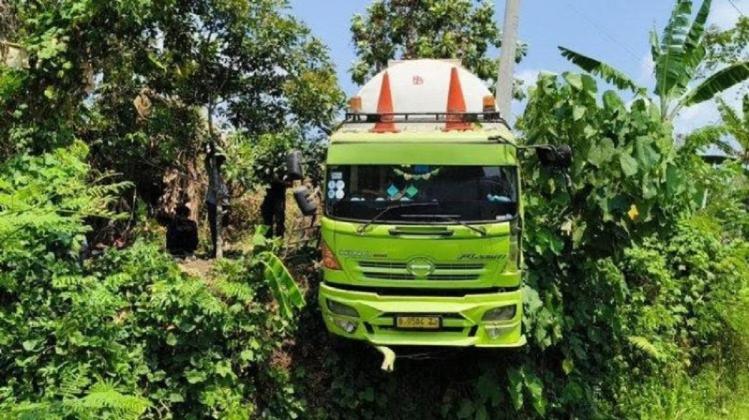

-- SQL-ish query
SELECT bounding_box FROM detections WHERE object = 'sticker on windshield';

[328,180,336,189]
[335,189,345,199]
[327,189,335,199]
[335,180,345,189]
[330,171,343,180]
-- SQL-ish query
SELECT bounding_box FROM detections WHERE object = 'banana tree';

[681,94,749,162]
[559,0,749,121]
[716,95,749,163]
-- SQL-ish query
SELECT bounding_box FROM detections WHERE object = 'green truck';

[291,60,569,359]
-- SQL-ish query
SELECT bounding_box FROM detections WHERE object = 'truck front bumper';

[319,283,526,348]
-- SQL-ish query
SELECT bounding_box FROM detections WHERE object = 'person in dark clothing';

[205,145,228,258]
[261,179,288,238]
[166,204,198,257]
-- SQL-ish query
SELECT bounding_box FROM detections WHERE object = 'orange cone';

[371,71,399,133]
[444,67,471,131]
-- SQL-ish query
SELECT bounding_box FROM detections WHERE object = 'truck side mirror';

[293,186,317,216]
[537,145,572,169]
[286,150,304,181]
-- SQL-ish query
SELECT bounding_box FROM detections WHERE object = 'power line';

[727,0,745,17]
[562,0,641,62]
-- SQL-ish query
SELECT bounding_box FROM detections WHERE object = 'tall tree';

[92,0,344,253]
[559,0,749,121]
[349,0,526,86]
[2,0,344,253]
[0,0,154,156]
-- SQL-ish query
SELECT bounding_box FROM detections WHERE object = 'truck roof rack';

[344,112,509,128]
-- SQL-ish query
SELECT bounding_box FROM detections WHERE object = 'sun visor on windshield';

[327,143,516,166]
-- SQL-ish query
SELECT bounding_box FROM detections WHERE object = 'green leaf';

[185,370,207,384]
[43,86,57,99]
[22,339,40,351]
[635,137,660,170]
[562,358,574,375]
[682,62,749,106]
[619,153,638,176]
[507,368,524,411]
[525,374,546,416]
[559,47,644,94]
[649,29,661,62]
[563,72,583,90]
[587,138,616,167]
[602,90,625,112]
[240,349,254,362]
[627,336,663,360]
[259,251,305,320]
[666,164,682,196]
[168,392,185,403]
[572,105,586,121]
[683,0,712,71]
[165,332,177,346]
[655,0,693,99]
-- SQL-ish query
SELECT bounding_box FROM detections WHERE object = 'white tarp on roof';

[356,59,494,114]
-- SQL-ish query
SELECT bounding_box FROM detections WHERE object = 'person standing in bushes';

[261,177,290,238]
[205,144,229,258]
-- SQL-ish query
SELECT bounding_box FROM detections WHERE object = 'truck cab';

[317,59,526,347]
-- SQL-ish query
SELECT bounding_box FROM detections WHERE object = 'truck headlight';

[482,305,517,322]
[327,299,359,317]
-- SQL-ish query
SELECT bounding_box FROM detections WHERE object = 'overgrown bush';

[0,144,304,418]
[506,72,749,417]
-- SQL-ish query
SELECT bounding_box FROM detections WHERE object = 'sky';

[289,0,747,134]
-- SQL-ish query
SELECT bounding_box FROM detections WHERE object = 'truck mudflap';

[319,283,526,348]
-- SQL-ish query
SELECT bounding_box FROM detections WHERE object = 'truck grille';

[358,261,485,281]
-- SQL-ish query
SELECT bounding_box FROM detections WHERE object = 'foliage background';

[1,0,748,419]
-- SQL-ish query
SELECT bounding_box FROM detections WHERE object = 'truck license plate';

[395,315,441,329]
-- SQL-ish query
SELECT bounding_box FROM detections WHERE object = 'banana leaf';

[259,251,304,319]
[559,47,645,94]
[682,62,749,106]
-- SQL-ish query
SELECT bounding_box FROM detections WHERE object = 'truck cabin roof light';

[483,95,497,112]
[321,241,342,270]
[348,96,362,113]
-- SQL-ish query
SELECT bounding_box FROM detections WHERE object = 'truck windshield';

[325,165,518,223]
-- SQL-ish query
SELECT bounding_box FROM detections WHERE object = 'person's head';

[176,204,190,218]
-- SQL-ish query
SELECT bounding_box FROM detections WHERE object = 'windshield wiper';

[356,202,439,234]
[401,214,487,236]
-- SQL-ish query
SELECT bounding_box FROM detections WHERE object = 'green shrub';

[0,144,305,418]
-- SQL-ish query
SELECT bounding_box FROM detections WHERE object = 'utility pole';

[496,0,522,120]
